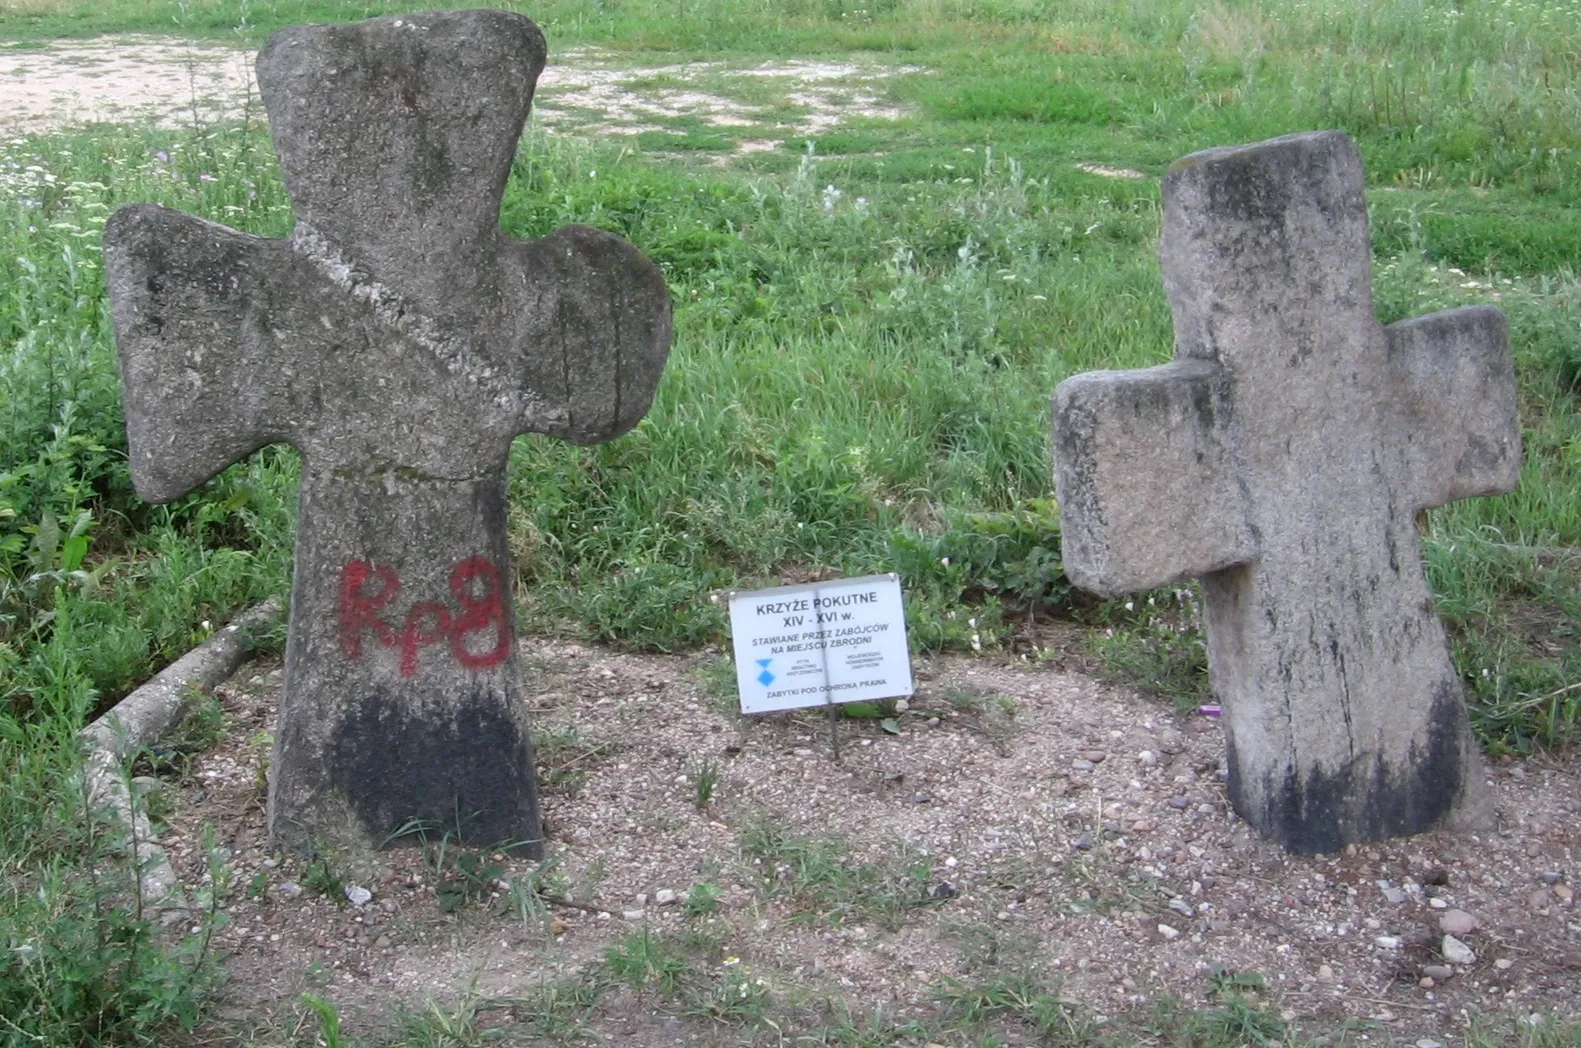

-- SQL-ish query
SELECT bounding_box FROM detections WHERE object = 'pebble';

[1169,796,1191,810]
[1071,759,1096,772]
[1157,924,1180,940]
[1382,887,1405,904]
[344,885,373,907]
[374,934,391,949]
[1421,964,1453,981]
[1441,935,1476,965]
[655,889,678,905]
[1554,883,1573,903]
[622,909,646,921]
[1316,965,1334,982]
[1541,872,1563,886]
[926,717,940,728]
[1429,897,1448,909]
[1374,935,1401,949]
[278,881,302,899]
[1073,833,1094,852]
[1419,977,1435,988]
[1495,958,1514,971]
[1438,909,1478,935]
[1168,898,1193,917]
[1527,888,1551,910]
[1082,750,1107,763]
[1417,1040,1444,1048]
[1138,750,1158,767]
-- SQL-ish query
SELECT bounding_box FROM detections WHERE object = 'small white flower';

[940,557,950,567]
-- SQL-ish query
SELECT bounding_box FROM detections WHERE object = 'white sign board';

[727,574,914,715]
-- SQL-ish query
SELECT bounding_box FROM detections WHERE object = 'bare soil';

[153,636,1581,1044]
[0,36,915,148]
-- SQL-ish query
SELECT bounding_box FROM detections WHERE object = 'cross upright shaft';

[1054,132,1521,853]
[105,11,673,853]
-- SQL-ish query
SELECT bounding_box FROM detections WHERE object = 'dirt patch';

[150,638,1581,1043]
[0,36,259,131]
[0,36,916,150]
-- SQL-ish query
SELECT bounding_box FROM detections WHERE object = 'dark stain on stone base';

[1227,680,1468,854]
[328,685,543,856]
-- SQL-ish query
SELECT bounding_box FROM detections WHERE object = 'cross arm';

[105,205,295,503]
[504,224,673,446]
[1053,359,1257,596]
[1385,304,1521,512]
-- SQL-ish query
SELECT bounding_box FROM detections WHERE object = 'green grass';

[2,0,1580,1041]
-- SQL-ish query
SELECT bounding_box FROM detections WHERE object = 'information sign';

[727,574,914,715]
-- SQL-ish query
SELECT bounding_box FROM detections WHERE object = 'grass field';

[1,0,1579,1043]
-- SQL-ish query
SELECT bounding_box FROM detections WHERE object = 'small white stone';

[344,885,373,907]
[655,889,678,905]
[1157,924,1180,940]
[1441,935,1476,965]
[1374,935,1401,949]
[1438,908,1478,935]
[1138,750,1158,767]
[622,909,646,921]
[1429,897,1448,909]
[1494,958,1514,971]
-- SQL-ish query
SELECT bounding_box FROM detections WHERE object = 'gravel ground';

[150,636,1581,1043]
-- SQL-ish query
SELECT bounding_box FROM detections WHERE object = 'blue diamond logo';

[758,670,775,686]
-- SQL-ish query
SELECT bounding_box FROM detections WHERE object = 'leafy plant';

[436,850,505,914]
[301,854,346,905]
[683,881,723,918]
[692,758,719,809]
[604,928,691,995]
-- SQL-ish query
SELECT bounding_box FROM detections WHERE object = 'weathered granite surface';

[104,10,673,854]
[1053,131,1521,854]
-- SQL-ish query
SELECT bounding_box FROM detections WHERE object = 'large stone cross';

[1053,132,1521,854]
[104,10,672,855]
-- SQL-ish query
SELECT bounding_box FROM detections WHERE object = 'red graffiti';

[338,556,510,678]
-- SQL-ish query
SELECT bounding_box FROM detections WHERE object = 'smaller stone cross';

[1052,131,1521,854]
[104,10,672,855]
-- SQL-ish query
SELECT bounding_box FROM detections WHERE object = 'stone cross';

[1052,131,1521,854]
[104,10,672,856]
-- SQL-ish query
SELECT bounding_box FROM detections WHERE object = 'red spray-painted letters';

[338,556,511,677]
